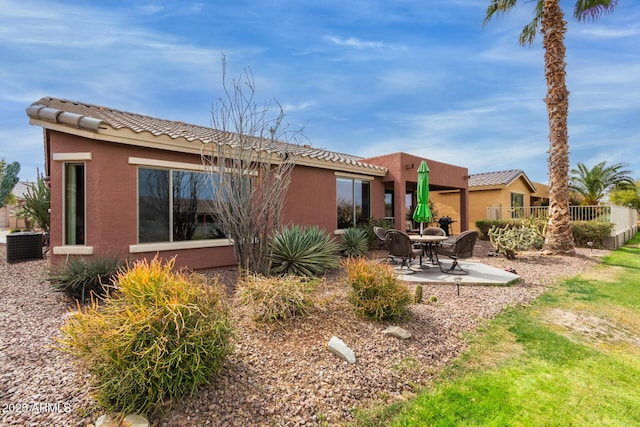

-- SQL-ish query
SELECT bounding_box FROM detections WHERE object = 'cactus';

[488,225,541,260]
[414,285,423,304]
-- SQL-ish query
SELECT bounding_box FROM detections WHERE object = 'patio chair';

[384,229,423,272]
[422,227,446,236]
[373,226,388,249]
[433,230,479,274]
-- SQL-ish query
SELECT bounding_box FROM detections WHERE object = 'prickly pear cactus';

[488,225,539,259]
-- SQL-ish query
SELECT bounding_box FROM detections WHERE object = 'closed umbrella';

[412,160,432,235]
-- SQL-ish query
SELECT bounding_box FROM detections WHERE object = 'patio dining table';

[409,234,448,266]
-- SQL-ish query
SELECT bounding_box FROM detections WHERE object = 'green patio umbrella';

[412,160,432,235]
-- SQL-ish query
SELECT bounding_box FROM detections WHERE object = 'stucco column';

[394,179,406,231]
[459,188,469,232]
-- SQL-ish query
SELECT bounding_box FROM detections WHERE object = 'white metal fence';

[486,205,638,236]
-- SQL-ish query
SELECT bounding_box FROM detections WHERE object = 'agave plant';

[48,254,125,301]
[339,227,368,258]
[270,225,340,276]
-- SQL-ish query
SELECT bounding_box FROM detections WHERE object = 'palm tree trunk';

[541,0,575,254]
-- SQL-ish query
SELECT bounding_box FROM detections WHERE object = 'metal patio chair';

[384,229,422,272]
[433,230,479,274]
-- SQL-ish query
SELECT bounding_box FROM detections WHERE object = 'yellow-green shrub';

[57,257,233,417]
[238,275,316,322]
[344,258,412,320]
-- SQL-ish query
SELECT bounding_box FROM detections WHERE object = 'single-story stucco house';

[431,169,550,234]
[27,97,470,270]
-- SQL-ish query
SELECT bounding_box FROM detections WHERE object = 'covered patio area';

[363,152,469,235]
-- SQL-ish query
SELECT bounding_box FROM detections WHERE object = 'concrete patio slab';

[393,259,519,285]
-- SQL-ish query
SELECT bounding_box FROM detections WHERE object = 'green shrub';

[340,227,369,257]
[571,221,614,248]
[48,254,124,301]
[344,257,412,321]
[270,225,340,276]
[358,218,394,249]
[57,257,233,417]
[238,275,317,322]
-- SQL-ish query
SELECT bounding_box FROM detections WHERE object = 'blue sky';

[1,0,638,184]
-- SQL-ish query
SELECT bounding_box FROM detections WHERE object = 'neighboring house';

[431,169,549,234]
[26,97,469,270]
[0,181,33,229]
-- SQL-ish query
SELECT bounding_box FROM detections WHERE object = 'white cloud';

[324,35,387,50]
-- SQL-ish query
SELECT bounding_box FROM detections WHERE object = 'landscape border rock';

[327,336,356,364]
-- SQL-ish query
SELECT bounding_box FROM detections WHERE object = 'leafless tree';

[201,57,305,276]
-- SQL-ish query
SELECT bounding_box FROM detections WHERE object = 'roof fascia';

[31,119,387,177]
[507,173,537,193]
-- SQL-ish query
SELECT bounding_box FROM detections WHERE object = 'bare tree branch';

[201,56,306,276]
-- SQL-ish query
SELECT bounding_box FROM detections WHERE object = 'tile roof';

[469,169,526,187]
[26,97,386,174]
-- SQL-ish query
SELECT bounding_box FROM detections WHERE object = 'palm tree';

[609,180,640,210]
[570,161,634,205]
[483,0,618,254]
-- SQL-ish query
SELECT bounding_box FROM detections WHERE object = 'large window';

[138,168,226,243]
[64,163,85,245]
[337,177,370,229]
[511,192,524,218]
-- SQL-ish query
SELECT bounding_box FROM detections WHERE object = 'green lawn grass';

[353,234,640,427]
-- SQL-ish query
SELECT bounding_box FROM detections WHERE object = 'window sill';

[52,246,94,255]
[129,239,232,254]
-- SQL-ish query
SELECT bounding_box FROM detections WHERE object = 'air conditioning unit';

[6,232,43,263]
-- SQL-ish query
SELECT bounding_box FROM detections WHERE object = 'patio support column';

[393,179,406,231]
[459,188,469,232]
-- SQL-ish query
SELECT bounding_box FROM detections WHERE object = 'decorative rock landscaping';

[0,241,610,426]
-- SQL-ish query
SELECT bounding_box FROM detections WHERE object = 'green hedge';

[571,221,614,248]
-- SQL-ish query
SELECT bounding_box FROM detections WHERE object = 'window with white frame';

[63,163,85,245]
[336,177,370,229]
[138,168,226,243]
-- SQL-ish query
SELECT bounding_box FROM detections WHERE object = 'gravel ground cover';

[0,241,610,426]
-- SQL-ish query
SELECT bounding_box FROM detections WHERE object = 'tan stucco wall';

[431,176,548,233]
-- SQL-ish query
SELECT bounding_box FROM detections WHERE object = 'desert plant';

[22,177,50,231]
[340,227,369,258]
[48,255,125,301]
[57,257,233,417]
[238,275,317,323]
[200,56,305,276]
[344,257,412,321]
[488,225,542,260]
[414,285,423,304]
[521,215,548,246]
[475,219,521,240]
[270,225,340,276]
